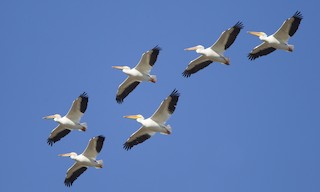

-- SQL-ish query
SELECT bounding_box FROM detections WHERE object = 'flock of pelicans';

[43,11,303,187]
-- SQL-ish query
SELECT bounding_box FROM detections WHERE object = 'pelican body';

[48,115,83,129]
[124,115,172,134]
[59,135,105,187]
[183,22,243,77]
[43,92,88,146]
[186,45,229,63]
[61,152,101,167]
[123,89,180,150]
[248,11,303,60]
[114,66,153,82]
[113,46,161,103]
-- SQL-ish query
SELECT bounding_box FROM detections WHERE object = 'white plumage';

[183,22,243,77]
[248,11,303,60]
[43,92,89,146]
[59,135,105,187]
[113,46,161,103]
[123,89,180,150]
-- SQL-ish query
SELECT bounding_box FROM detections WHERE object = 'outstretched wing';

[182,55,212,77]
[150,89,180,124]
[123,127,156,150]
[82,135,105,159]
[211,21,244,53]
[248,42,276,60]
[47,125,71,146]
[64,162,88,187]
[116,77,140,103]
[273,11,303,42]
[66,92,88,122]
[134,46,161,74]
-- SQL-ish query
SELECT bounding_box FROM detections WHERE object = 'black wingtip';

[115,81,140,104]
[152,45,162,52]
[123,143,132,151]
[293,11,303,20]
[168,89,180,114]
[95,135,105,153]
[182,70,191,78]
[235,21,244,29]
[64,179,72,187]
[47,138,54,146]
[97,135,105,140]
[80,92,88,99]
[64,167,87,187]
[247,53,256,61]
[123,134,152,151]
[116,97,123,104]
[79,92,89,113]
[170,89,180,97]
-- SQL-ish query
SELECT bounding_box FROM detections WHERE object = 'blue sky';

[1,0,319,191]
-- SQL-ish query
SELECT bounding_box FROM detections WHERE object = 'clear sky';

[1,0,319,191]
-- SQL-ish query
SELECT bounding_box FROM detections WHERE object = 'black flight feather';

[47,129,71,146]
[168,89,180,114]
[149,45,161,66]
[64,167,87,187]
[95,135,105,153]
[289,11,303,37]
[248,47,276,60]
[225,21,244,50]
[123,134,151,150]
[79,92,88,113]
[116,81,140,104]
[182,60,212,77]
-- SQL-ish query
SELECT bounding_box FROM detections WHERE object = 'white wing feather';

[82,137,99,159]
[273,18,294,42]
[66,96,84,122]
[134,49,154,74]
[211,30,231,53]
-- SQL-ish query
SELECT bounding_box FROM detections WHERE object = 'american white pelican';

[113,46,161,103]
[43,92,88,146]
[248,11,303,60]
[59,135,105,187]
[183,22,243,77]
[123,89,180,150]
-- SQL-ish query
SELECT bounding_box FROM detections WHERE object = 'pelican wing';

[64,162,88,187]
[134,46,161,74]
[47,125,71,146]
[116,77,141,103]
[66,92,88,122]
[273,11,303,42]
[248,42,276,60]
[150,89,180,124]
[82,135,105,159]
[182,55,213,77]
[211,21,244,53]
[123,127,156,150]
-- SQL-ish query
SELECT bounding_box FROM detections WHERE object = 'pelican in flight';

[123,89,180,150]
[112,46,161,103]
[59,135,105,187]
[248,11,303,60]
[43,92,88,146]
[183,22,243,77]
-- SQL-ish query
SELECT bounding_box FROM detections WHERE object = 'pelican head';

[112,66,131,70]
[123,114,144,120]
[184,45,205,51]
[248,31,267,39]
[58,152,78,159]
[43,114,61,120]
